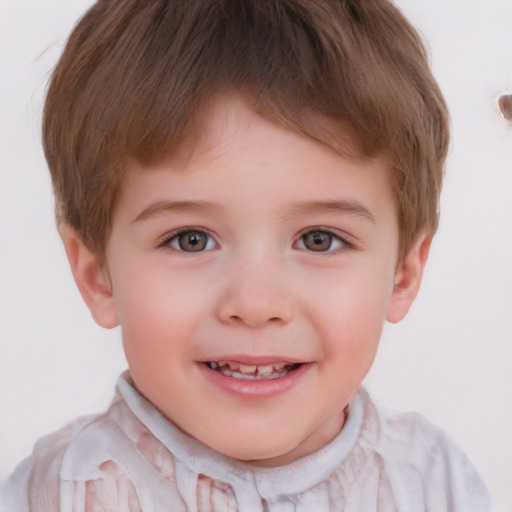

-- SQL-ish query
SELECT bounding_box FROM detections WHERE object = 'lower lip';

[198,362,312,399]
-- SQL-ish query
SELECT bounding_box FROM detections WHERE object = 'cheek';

[112,272,202,365]
[311,262,391,315]
[306,265,391,355]
[113,258,207,324]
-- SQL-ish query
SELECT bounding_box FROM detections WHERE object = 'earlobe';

[386,234,432,324]
[59,224,119,329]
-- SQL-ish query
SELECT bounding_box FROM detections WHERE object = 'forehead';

[196,95,368,162]
[132,95,389,180]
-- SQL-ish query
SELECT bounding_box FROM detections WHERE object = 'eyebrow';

[132,200,223,223]
[133,198,376,224]
[283,200,376,223]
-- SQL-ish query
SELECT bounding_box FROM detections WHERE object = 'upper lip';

[199,355,308,365]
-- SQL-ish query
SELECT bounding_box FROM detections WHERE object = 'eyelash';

[157,227,353,254]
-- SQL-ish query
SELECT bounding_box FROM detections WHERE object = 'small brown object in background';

[497,93,512,124]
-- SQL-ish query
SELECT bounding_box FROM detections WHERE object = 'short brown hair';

[43,0,449,260]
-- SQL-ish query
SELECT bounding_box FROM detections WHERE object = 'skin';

[62,97,430,467]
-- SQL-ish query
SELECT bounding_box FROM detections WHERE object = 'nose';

[215,250,295,328]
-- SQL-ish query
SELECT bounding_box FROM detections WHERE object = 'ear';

[386,234,432,324]
[59,224,119,329]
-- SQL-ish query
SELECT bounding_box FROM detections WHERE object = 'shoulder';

[366,394,491,511]
[375,401,473,473]
[1,393,187,512]
[0,414,102,512]
[376,403,447,463]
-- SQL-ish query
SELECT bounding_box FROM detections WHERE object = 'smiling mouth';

[205,361,302,380]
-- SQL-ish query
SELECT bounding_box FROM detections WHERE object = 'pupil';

[179,232,207,251]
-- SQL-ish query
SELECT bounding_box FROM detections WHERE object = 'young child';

[1,0,491,510]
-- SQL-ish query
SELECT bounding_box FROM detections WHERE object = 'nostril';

[217,285,295,327]
[228,315,285,326]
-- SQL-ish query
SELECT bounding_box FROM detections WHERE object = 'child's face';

[78,97,426,466]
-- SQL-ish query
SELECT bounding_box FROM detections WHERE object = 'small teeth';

[207,361,298,379]
[239,364,257,374]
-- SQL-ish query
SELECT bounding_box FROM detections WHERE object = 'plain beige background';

[1,0,511,509]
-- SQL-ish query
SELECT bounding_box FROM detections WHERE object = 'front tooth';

[272,362,288,372]
[257,364,274,376]
[238,364,257,374]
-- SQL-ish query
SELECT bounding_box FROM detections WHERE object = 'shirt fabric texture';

[1,372,491,512]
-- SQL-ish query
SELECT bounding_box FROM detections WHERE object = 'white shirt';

[1,372,491,511]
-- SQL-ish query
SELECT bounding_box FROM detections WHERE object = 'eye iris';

[304,231,332,251]
[179,232,207,251]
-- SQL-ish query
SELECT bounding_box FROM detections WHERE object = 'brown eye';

[170,230,215,252]
[301,231,337,252]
